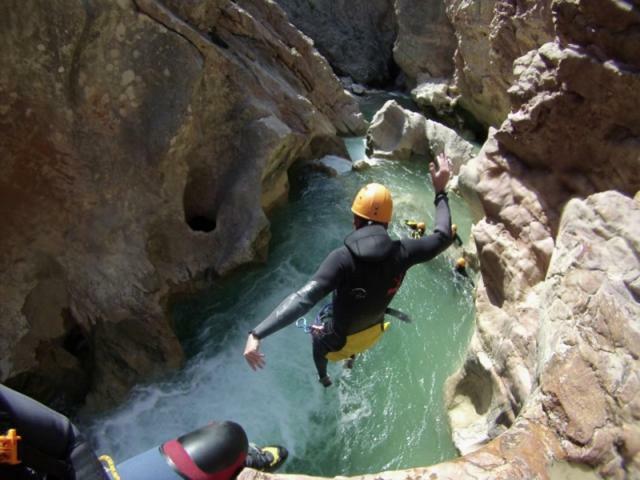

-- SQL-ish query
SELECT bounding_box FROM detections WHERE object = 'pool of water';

[80,141,476,477]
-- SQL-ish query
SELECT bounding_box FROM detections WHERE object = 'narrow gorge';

[1,0,638,479]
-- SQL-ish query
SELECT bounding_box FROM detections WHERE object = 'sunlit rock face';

[0,0,364,411]
[446,0,555,127]
[444,0,640,477]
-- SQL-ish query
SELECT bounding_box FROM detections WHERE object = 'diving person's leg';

[344,355,356,369]
[312,337,331,387]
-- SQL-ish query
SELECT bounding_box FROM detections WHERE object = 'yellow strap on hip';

[99,455,121,480]
[326,322,390,361]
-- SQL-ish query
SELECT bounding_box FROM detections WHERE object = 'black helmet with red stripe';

[160,421,248,480]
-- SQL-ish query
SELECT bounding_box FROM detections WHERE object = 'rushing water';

[80,138,476,477]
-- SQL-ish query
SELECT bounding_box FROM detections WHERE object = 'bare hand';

[429,153,452,194]
[243,333,265,371]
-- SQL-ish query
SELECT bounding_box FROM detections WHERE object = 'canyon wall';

[0,0,364,412]
[272,0,398,86]
[1,0,638,477]
[274,0,457,89]
[244,0,640,478]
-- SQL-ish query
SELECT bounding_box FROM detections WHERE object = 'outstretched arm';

[243,248,346,370]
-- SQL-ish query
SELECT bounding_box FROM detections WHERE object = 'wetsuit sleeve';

[402,192,453,265]
[251,248,347,339]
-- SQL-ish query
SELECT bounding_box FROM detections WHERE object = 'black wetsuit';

[0,385,107,480]
[251,192,452,379]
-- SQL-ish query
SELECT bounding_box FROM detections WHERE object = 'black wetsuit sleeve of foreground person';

[251,193,452,340]
[0,384,108,480]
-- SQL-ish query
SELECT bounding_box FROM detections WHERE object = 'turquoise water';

[81,141,475,477]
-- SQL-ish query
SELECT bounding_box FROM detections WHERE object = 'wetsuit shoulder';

[251,246,351,340]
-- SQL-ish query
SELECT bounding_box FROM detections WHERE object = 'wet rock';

[352,160,372,172]
[308,155,352,177]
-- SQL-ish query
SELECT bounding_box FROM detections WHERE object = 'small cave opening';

[183,169,219,233]
[185,215,217,233]
[62,315,90,359]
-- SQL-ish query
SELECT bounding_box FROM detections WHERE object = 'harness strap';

[384,307,412,323]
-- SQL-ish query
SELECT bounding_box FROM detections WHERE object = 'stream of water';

[81,113,476,477]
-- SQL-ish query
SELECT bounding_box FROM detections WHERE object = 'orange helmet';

[351,183,393,223]
[456,257,467,268]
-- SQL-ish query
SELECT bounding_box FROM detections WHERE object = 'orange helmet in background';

[351,183,393,223]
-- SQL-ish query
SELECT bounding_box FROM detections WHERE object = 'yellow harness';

[325,321,391,361]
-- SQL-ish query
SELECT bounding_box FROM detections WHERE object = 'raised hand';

[429,153,452,194]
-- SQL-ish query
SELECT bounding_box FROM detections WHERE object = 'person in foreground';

[244,153,454,386]
[0,384,287,480]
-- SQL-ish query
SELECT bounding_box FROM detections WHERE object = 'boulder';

[308,155,352,177]
[367,101,477,173]
[411,77,456,116]
[366,100,428,160]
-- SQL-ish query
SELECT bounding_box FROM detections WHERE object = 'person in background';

[453,257,475,287]
[244,153,454,386]
[404,220,426,239]
[451,224,463,247]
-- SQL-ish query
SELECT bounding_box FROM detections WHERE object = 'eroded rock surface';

[0,0,364,411]
[442,0,640,477]
[274,0,397,85]
[446,0,554,127]
[393,0,456,84]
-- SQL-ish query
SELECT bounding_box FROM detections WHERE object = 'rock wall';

[273,0,456,88]
[0,0,364,412]
[393,0,457,83]
[244,0,640,478]
[442,0,640,477]
[446,0,555,127]
[273,0,397,86]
